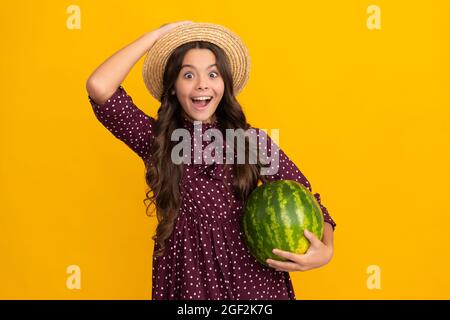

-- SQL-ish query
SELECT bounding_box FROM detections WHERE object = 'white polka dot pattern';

[88,86,155,160]
[88,86,336,300]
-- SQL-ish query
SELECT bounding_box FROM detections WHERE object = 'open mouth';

[191,97,213,109]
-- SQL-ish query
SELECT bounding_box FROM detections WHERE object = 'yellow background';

[1,0,449,299]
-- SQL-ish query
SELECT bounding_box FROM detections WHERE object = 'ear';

[171,90,175,95]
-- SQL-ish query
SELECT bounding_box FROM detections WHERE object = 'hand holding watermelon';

[266,225,334,272]
[242,180,334,272]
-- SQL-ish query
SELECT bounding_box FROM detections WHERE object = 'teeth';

[192,96,212,101]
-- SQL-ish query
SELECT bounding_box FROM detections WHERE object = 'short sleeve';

[88,85,156,160]
[256,128,336,230]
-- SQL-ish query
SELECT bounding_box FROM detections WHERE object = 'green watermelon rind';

[241,180,324,267]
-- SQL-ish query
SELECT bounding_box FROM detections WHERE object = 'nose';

[196,74,209,90]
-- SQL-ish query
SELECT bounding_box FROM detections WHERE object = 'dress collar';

[181,115,219,132]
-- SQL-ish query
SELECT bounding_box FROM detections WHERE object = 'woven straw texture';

[142,22,250,101]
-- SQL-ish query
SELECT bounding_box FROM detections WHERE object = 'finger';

[266,258,300,272]
[272,248,306,265]
[304,229,322,247]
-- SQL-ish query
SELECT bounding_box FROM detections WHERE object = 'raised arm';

[86,33,156,105]
[85,21,193,104]
[86,21,193,160]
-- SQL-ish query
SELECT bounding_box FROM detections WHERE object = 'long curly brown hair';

[143,41,268,257]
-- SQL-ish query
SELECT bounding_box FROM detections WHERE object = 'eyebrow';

[180,64,217,70]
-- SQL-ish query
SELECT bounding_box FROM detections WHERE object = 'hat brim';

[142,22,250,102]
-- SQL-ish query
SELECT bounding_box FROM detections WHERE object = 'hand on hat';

[151,20,194,42]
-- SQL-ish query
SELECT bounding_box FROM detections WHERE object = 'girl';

[86,21,336,300]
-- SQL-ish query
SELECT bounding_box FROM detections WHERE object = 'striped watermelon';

[242,180,324,267]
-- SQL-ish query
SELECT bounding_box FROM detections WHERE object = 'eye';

[182,71,220,79]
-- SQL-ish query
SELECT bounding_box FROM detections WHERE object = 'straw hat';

[142,22,250,102]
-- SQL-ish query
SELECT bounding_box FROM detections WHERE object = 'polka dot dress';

[89,86,336,300]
